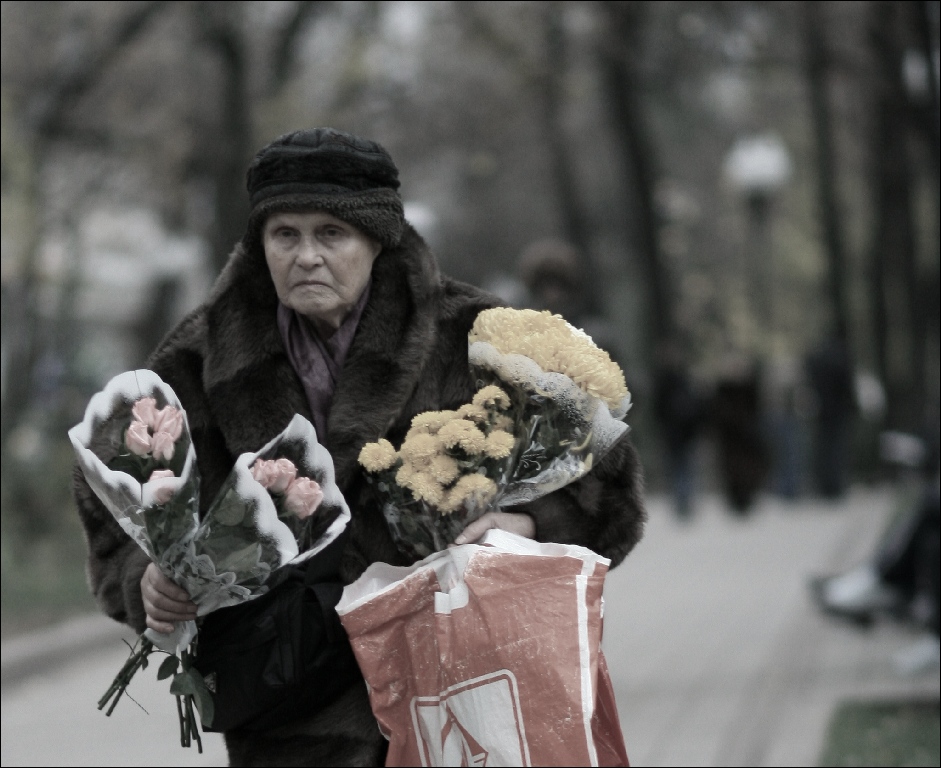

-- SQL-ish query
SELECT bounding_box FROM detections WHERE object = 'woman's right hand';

[141,562,197,634]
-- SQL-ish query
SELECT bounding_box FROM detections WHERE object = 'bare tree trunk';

[868,0,924,431]
[538,3,602,315]
[195,1,253,275]
[803,1,851,346]
[596,1,671,360]
[914,0,941,405]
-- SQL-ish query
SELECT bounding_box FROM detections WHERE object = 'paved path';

[603,486,940,767]
[2,486,938,767]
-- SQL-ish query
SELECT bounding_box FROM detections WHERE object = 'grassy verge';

[1,432,98,639]
[1,516,98,638]
[819,698,940,767]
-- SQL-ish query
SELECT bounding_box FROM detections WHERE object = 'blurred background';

[1,0,939,706]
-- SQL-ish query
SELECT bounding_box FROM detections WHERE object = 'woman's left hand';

[452,511,535,546]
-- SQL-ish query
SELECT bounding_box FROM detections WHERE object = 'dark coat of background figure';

[73,220,647,766]
[709,360,770,514]
[805,335,856,499]
[653,355,705,519]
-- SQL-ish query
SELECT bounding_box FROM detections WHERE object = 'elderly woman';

[74,128,646,766]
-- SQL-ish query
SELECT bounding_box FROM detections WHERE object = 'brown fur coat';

[73,223,646,766]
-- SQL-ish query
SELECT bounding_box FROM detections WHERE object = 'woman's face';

[263,211,381,336]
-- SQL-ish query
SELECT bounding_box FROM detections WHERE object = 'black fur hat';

[244,128,405,249]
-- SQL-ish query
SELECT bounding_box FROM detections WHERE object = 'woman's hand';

[452,511,536,546]
[141,562,197,634]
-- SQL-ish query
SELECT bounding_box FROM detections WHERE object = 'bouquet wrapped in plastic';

[358,308,631,559]
[68,370,349,749]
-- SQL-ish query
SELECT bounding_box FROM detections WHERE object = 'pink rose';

[148,469,176,505]
[125,420,153,456]
[131,397,159,429]
[251,459,276,489]
[283,477,324,519]
[251,458,298,493]
[268,458,298,494]
[151,430,176,462]
[153,406,184,441]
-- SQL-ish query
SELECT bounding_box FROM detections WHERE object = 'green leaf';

[212,499,246,526]
[190,673,215,728]
[216,542,261,574]
[169,670,197,697]
[157,654,180,681]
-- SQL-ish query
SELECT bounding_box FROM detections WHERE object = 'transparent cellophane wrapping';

[69,371,350,654]
[382,341,631,561]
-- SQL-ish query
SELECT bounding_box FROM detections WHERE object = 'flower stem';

[185,694,203,753]
[176,695,187,748]
[98,637,154,716]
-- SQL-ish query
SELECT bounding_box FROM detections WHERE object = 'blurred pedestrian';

[652,342,705,520]
[764,356,807,500]
[709,354,770,515]
[517,237,624,365]
[811,405,940,674]
[805,335,856,498]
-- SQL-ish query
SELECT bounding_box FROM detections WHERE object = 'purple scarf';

[276,281,371,444]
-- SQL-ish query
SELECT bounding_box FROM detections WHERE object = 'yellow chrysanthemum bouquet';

[359,308,632,559]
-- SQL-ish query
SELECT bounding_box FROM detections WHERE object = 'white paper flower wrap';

[69,370,350,654]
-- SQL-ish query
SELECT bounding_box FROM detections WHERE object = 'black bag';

[192,530,362,733]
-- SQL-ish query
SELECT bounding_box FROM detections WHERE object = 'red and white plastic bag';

[336,530,629,767]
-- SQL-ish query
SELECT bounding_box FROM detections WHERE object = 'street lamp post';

[724,135,792,342]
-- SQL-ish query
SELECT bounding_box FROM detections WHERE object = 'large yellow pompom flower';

[470,307,628,411]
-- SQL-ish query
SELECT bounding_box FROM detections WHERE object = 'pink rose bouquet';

[69,370,350,750]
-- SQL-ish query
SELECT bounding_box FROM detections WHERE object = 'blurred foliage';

[819,698,940,767]
[1,421,97,637]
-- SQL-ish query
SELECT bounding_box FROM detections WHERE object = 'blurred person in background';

[517,237,624,366]
[811,401,940,675]
[71,128,647,766]
[652,341,706,520]
[763,355,808,500]
[805,334,856,499]
[709,353,770,515]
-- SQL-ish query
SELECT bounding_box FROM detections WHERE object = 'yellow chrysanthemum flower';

[437,419,487,454]
[395,462,419,488]
[456,403,489,424]
[494,415,515,432]
[399,432,440,466]
[358,438,399,473]
[470,307,628,411]
[402,470,445,507]
[472,385,511,410]
[429,454,461,485]
[483,429,516,460]
[440,473,497,514]
[409,410,459,435]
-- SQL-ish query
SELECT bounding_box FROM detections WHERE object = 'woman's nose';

[295,236,324,267]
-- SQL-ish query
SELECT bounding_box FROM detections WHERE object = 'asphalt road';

[2,487,938,767]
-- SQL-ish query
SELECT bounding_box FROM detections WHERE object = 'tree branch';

[29,1,171,139]
[270,0,330,90]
